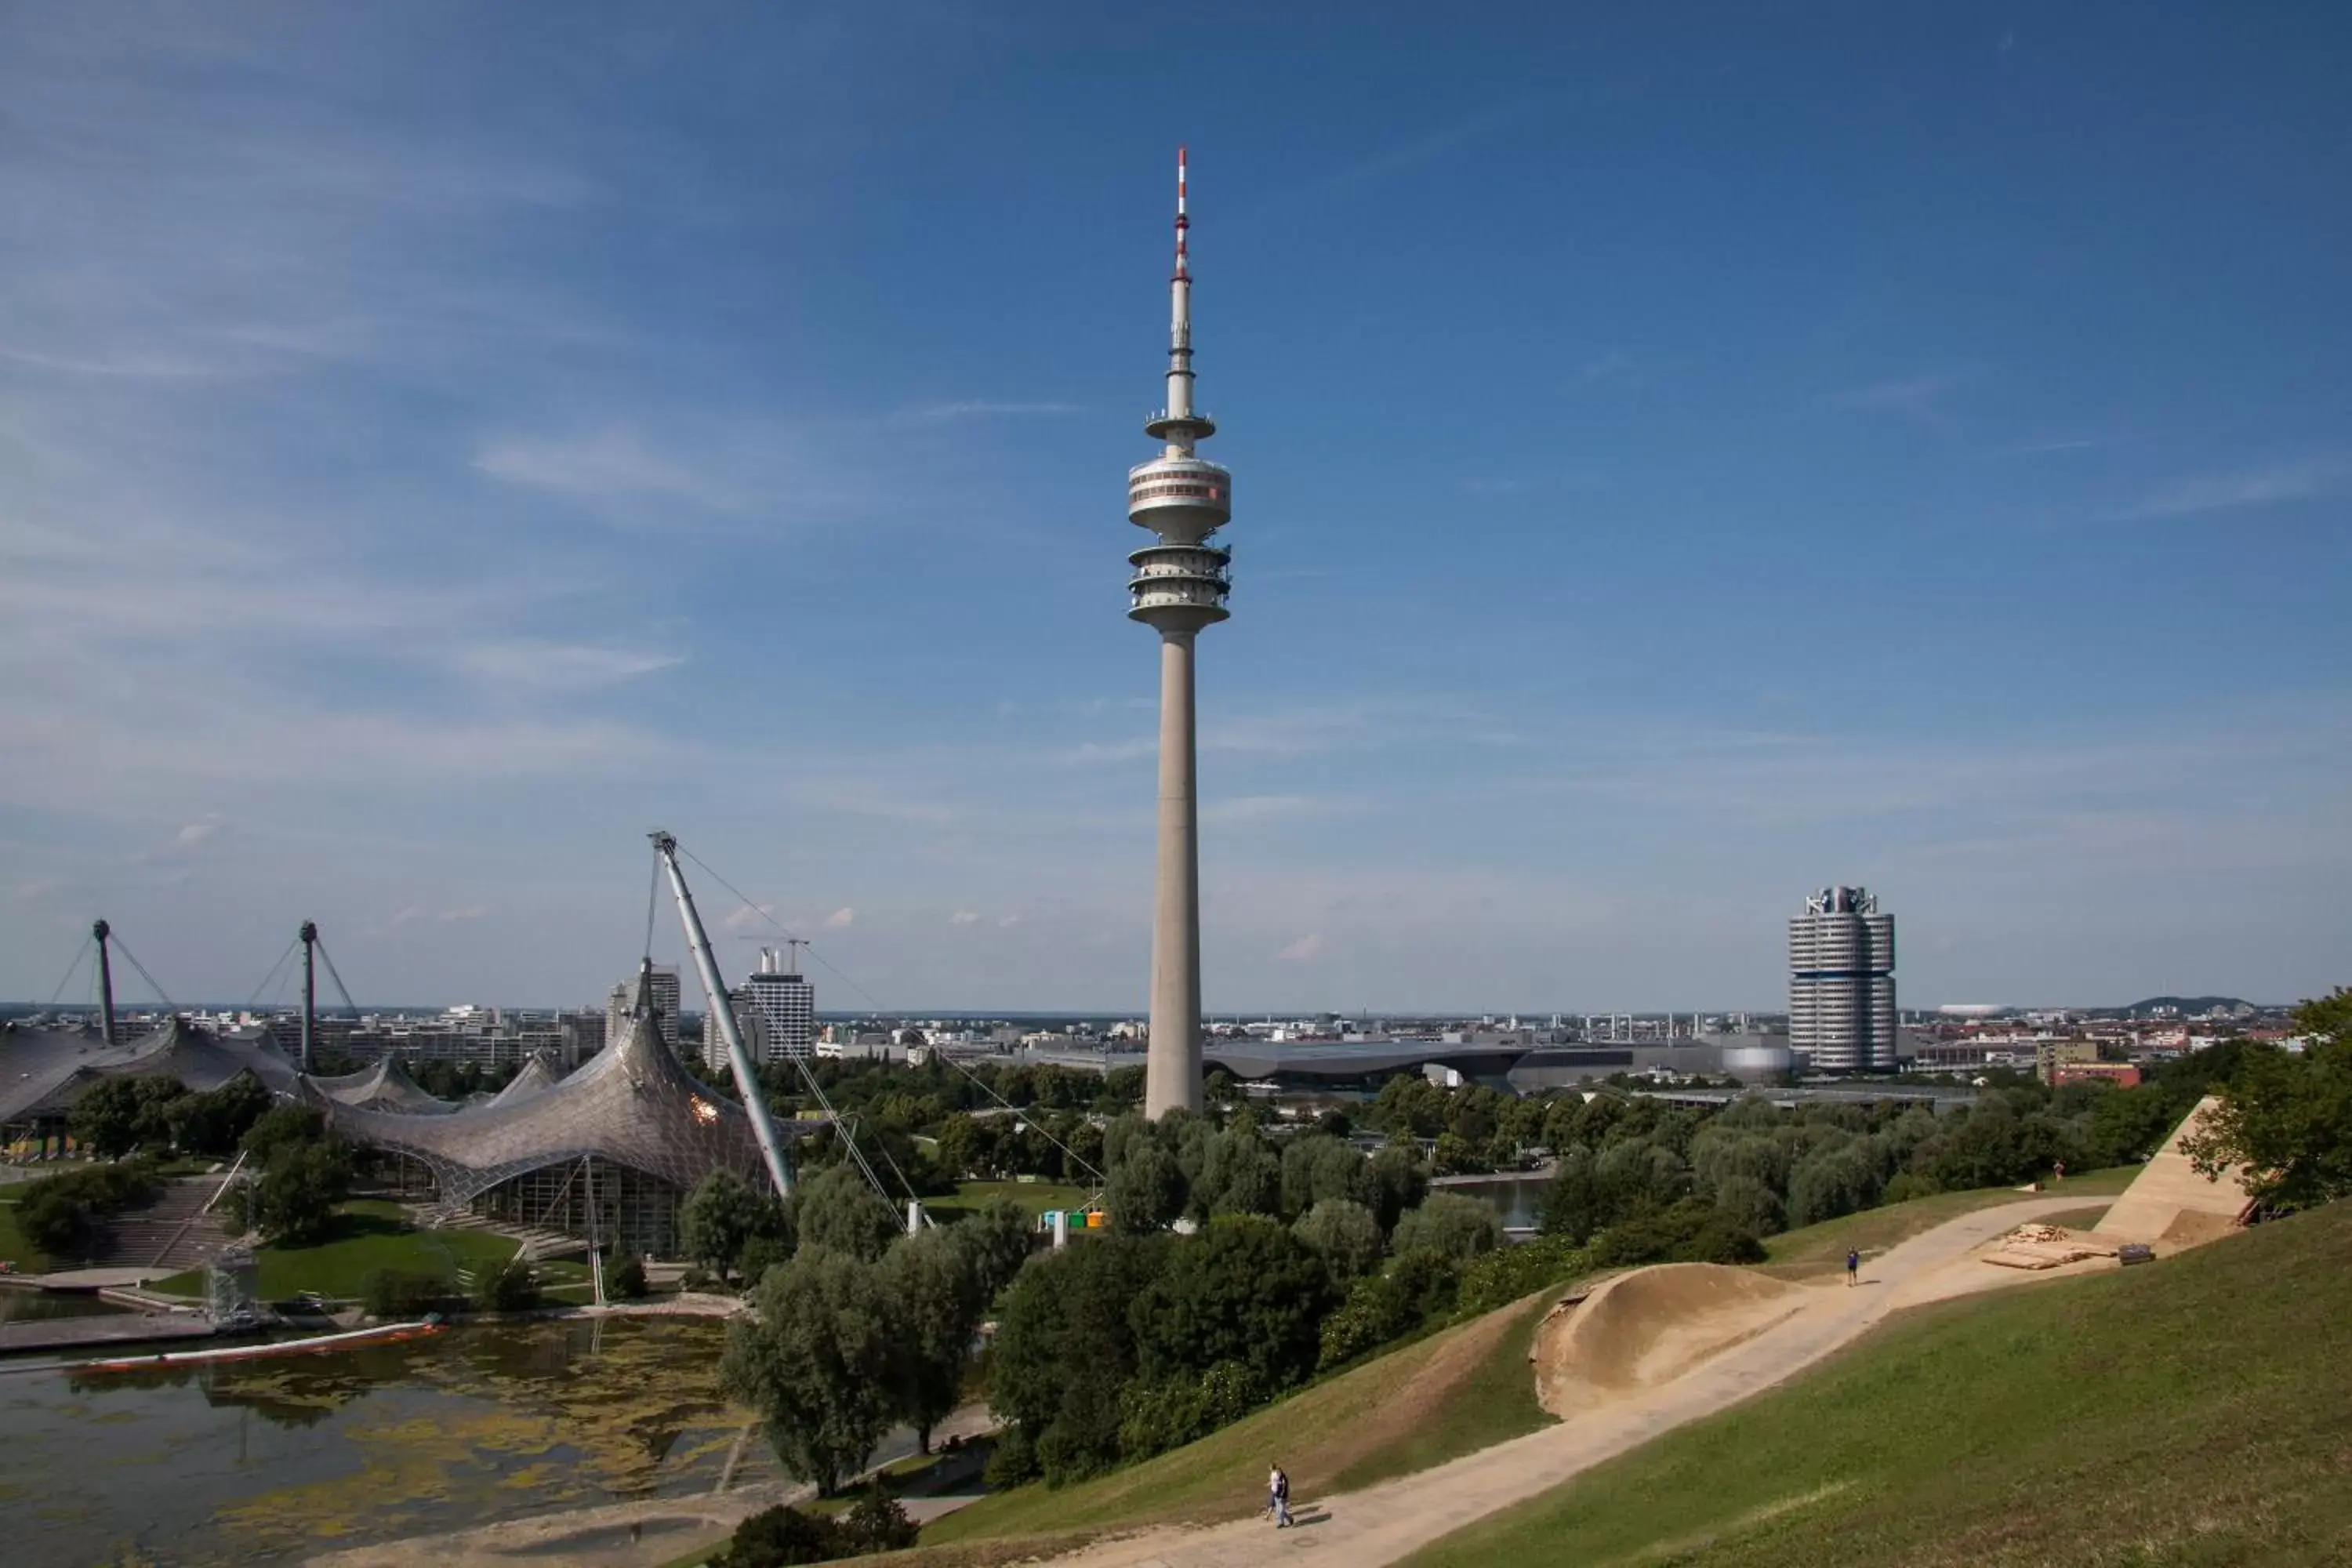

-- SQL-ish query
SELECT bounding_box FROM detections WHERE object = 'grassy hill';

[1400,1200,2352,1566]
[908,1278,1569,1555]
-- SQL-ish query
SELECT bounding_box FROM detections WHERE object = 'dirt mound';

[2095,1096,2254,1249]
[1532,1264,1805,1417]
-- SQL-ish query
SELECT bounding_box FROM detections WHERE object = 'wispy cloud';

[823,907,858,929]
[894,401,1082,422]
[454,641,684,691]
[1828,370,1974,411]
[473,429,755,514]
[1276,933,1326,964]
[2105,460,2339,521]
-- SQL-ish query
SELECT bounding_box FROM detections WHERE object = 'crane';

[651,831,797,1203]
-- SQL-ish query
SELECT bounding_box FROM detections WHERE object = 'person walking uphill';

[1846,1247,1860,1287]
[1269,1462,1292,1527]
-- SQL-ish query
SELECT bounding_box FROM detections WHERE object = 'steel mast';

[650,831,796,1202]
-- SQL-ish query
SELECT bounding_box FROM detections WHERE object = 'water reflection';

[0,1287,131,1323]
[5,1316,765,1567]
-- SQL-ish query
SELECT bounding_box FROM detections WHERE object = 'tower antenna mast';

[1127,147,1234,1118]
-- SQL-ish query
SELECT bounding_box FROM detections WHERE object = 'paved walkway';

[1043,1196,2100,1568]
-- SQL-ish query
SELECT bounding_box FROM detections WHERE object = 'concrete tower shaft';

[1132,147,1231,1119]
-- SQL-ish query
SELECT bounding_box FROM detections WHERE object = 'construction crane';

[651,830,797,1203]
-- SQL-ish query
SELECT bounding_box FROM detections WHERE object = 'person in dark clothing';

[1269,1462,1292,1526]
[1846,1247,1860,1287]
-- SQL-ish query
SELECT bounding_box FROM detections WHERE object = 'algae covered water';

[0,1316,772,1566]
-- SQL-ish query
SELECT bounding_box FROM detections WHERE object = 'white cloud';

[176,821,220,848]
[439,906,488,923]
[950,910,982,925]
[721,903,778,933]
[824,907,857,929]
[1276,933,1326,964]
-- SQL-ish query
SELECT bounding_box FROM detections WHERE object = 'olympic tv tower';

[1129,147,1232,1119]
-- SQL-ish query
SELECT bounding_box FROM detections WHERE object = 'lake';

[0,1316,778,1566]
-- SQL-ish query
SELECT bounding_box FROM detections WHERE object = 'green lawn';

[924,1180,1098,1223]
[151,1200,521,1299]
[1401,1202,2352,1567]
[912,1281,1570,1555]
[1760,1165,2134,1278]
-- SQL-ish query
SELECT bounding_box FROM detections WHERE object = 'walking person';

[1846,1247,1860,1287]
[1269,1462,1292,1528]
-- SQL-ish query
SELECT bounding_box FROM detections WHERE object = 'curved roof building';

[0,1018,303,1131]
[303,1056,460,1115]
[321,1011,779,1257]
[488,1054,562,1107]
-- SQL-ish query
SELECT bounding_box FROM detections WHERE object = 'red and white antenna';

[1174,145,1190,281]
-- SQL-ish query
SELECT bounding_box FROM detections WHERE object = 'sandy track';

[1035,1195,2103,1568]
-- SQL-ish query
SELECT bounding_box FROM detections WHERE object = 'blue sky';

[2,3,2346,1014]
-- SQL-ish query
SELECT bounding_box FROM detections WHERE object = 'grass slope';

[151,1200,521,1298]
[1761,1165,2134,1278]
[913,1282,1567,1553]
[1403,1201,2352,1567]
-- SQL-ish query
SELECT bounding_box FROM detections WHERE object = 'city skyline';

[3,7,2347,1014]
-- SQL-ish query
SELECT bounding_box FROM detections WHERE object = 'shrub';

[713,1503,844,1566]
[1454,1235,1587,1317]
[1116,1359,1266,1461]
[1130,1214,1338,1391]
[735,1234,791,1286]
[840,1486,920,1553]
[14,1160,162,1256]
[1316,1249,1460,1370]
[475,1255,543,1313]
[363,1267,458,1318]
[603,1254,648,1301]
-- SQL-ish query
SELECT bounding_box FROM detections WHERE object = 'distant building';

[742,946,815,1064]
[1789,886,1896,1073]
[605,965,680,1057]
[2054,1061,2143,1089]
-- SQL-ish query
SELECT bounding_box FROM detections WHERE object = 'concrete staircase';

[90,1176,234,1274]
[403,1200,586,1261]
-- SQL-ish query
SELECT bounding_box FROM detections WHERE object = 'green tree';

[1130,1214,1338,1391]
[989,1233,1171,1484]
[68,1076,184,1160]
[245,1138,353,1242]
[1391,1191,1504,1261]
[1195,1116,1281,1218]
[242,1102,331,1163]
[681,1171,791,1282]
[792,1164,902,1262]
[2183,989,2352,1210]
[1363,1144,1428,1232]
[1292,1197,1385,1279]
[956,1196,1033,1303]
[720,1248,902,1495]
[1109,1139,1186,1233]
[169,1073,272,1156]
[882,1225,985,1452]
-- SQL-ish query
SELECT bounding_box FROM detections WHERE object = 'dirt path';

[1035,1196,2102,1568]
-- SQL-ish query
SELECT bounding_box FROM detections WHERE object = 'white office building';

[1788,887,1896,1073]
[742,946,815,1064]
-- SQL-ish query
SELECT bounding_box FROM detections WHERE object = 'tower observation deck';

[1132,147,1229,1119]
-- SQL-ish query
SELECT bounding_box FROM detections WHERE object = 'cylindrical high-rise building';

[1788,886,1896,1072]
[1131,148,1232,1119]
